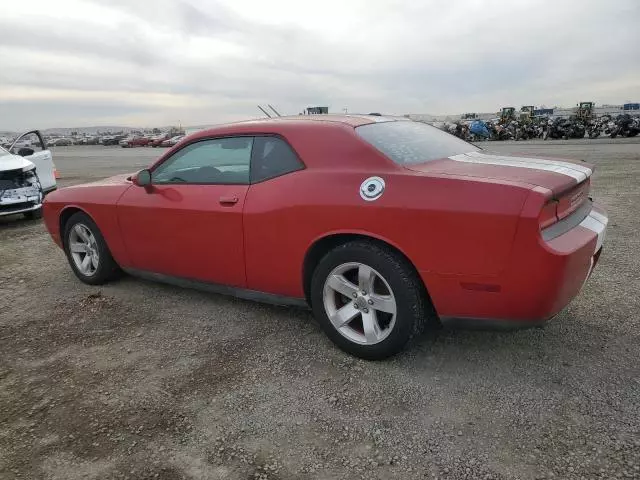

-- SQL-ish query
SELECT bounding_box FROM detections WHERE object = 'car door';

[116,136,253,287]
[243,136,307,296]
[10,131,57,193]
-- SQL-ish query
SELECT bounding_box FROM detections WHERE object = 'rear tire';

[63,212,120,285]
[310,241,429,360]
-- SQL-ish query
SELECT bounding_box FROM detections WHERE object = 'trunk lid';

[407,150,594,227]
[406,150,593,196]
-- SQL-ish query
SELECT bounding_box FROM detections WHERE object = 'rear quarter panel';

[43,178,132,266]
[243,167,532,298]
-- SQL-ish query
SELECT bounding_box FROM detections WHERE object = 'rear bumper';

[423,202,608,327]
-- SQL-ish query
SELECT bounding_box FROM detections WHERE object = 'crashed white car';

[0,130,57,219]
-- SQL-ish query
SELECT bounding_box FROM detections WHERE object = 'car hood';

[72,173,134,187]
[406,150,594,195]
[0,154,35,172]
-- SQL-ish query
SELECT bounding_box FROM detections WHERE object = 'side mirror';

[18,147,34,157]
[132,169,152,187]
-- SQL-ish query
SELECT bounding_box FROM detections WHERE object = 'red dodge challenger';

[43,115,608,359]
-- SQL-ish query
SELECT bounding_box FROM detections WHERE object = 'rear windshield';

[356,121,479,165]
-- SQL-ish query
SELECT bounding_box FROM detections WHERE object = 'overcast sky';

[1,0,638,130]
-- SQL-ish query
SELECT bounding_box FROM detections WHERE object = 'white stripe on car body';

[449,151,592,182]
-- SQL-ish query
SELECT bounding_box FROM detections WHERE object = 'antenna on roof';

[268,104,282,117]
[257,105,272,118]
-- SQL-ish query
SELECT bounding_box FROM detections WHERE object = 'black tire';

[63,212,120,285]
[24,207,43,220]
[310,241,430,360]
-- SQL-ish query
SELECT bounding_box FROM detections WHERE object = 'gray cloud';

[1,0,639,131]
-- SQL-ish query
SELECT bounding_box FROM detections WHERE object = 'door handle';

[219,196,239,205]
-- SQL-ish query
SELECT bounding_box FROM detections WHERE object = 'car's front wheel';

[311,241,429,360]
[63,212,120,285]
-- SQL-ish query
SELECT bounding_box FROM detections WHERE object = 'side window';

[152,137,253,185]
[251,136,304,183]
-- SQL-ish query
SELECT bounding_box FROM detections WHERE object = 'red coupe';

[120,136,151,148]
[43,115,608,359]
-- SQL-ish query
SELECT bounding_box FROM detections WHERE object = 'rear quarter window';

[251,136,304,183]
[356,121,479,165]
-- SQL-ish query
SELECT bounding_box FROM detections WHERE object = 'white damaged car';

[0,130,57,220]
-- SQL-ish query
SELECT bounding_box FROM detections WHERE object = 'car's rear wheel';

[310,241,428,360]
[63,212,120,285]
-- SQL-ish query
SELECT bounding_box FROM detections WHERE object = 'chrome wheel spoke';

[70,242,87,253]
[357,264,375,292]
[326,274,358,299]
[74,224,91,243]
[369,293,396,314]
[330,302,360,329]
[362,310,382,343]
[80,254,92,273]
[69,222,100,276]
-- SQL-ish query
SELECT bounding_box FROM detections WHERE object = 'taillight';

[556,179,590,220]
[539,200,558,229]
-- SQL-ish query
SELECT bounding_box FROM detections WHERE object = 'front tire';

[63,212,120,285]
[310,241,429,360]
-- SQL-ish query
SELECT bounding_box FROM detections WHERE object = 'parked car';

[1,130,58,220]
[120,136,151,148]
[160,135,184,147]
[102,135,127,146]
[76,136,100,145]
[149,134,169,147]
[42,116,607,359]
[48,138,73,147]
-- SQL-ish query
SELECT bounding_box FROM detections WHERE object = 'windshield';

[356,121,479,165]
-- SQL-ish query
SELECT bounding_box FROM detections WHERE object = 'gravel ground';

[1,140,639,480]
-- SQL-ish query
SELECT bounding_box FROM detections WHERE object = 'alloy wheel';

[322,262,397,345]
[68,223,99,276]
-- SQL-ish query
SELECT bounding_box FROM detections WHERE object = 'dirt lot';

[1,140,639,480]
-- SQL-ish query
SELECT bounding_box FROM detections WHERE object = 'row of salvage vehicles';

[0,131,58,220]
